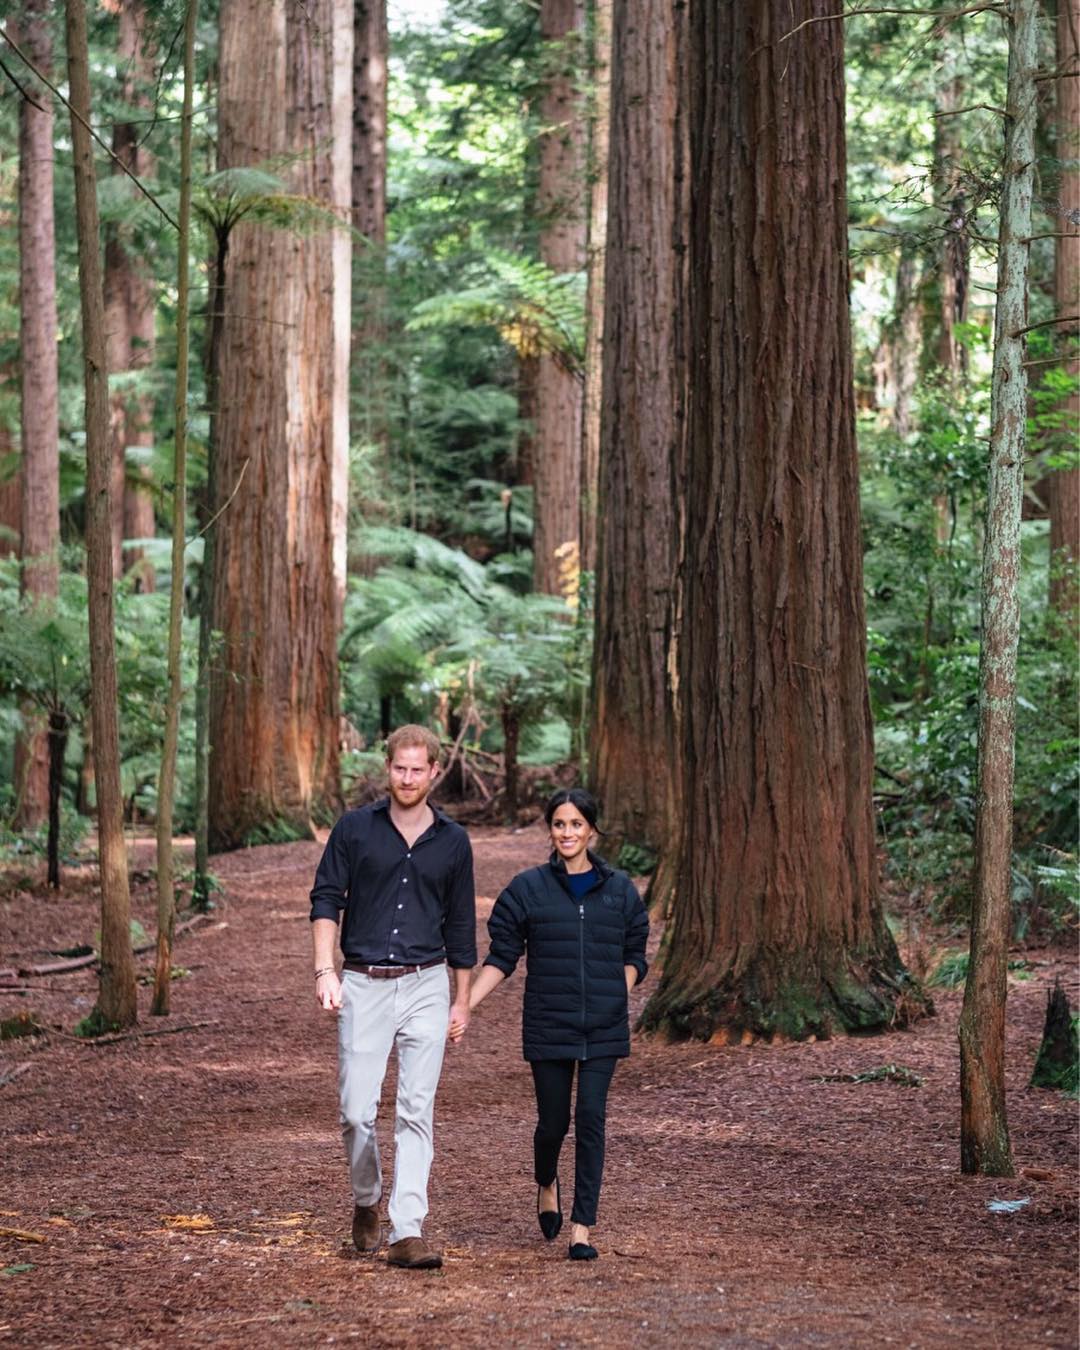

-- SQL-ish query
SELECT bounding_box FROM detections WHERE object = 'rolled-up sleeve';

[442,837,478,969]
[623,884,649,984]
[309,818,351,923]
[484,885,527,977]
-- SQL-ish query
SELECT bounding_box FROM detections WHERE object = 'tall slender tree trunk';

[579,0,610,575]
[958,0,1038,1179]
[889,243,923,439]
[152,0,198,1017]
[641,1,916,1043]
[210,0,351,849]
[933,24,970,377]
[1048,0,1079,616]
[104,0,157,588]
[193,226,228,906]
[532,0,586,594]
[65,0,138,1029]
[13,0,60,831]
[588,0,683,876]
[352,0,389,468]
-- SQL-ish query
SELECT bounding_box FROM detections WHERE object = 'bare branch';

[778,4,1005,45]
[1010,315,1079,339]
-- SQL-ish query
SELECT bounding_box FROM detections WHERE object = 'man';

[310,724,475,1270]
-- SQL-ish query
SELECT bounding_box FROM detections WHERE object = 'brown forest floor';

[0,825,1077,1348]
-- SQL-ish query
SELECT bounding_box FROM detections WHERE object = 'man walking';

[310,725,475,1269]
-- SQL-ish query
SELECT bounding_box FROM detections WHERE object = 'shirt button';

[393,929,398,935]
[406,852,411,859]
[397,904,403,910]
[402,878,408,884]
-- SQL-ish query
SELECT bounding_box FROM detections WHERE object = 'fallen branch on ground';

[15,912,213,978]
[49,1018,220,1047]
[0,1063,33,1089]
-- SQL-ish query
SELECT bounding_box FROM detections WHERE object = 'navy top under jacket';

[309,799,477,969]
[483,852,649,1062]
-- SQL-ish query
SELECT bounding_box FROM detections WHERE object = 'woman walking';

[460,788,649,1260]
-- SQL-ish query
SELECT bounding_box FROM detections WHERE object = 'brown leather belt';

[343,958,445,980]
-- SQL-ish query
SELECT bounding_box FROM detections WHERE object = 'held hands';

[315,969,343,1012]
[447,1001,470,1045]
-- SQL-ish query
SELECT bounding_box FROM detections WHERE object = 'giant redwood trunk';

[589,0,684,877]
[532,0,586,594]
[13,0,60,830]
[210,0,351,849]
[958,0,1038,1179]
[66,0,137,1028]
[640,1,915,1043]
[1048,0,1078,618]
[104,0,157,590]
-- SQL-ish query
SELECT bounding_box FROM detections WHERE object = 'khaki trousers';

[337,965,450,1243]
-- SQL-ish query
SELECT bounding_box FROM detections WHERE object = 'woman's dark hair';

[543,787,602,832]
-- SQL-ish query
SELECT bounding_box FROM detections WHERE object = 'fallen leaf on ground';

[162,1214,215,1231]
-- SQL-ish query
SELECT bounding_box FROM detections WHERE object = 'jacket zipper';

[579,902,587,1060]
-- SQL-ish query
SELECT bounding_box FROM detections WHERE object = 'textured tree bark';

[532,0,586,594]
[65,0,138,1029]
[579,0,610,575]
[104,0,157,590]
[152,0,198,1017]
[958,0,1038,1180]
[13,0,60,830]
[47,709,68,890]
[210,0,350,849]
[588,0,683,875]
[640,1,916,1043]
[1048,0,1078,617]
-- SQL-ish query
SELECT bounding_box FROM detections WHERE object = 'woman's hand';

[447,1002,470,1044]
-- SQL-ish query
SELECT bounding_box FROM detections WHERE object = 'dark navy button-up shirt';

[309,798,477,969]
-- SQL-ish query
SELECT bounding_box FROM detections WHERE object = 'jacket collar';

[549,848,613,884]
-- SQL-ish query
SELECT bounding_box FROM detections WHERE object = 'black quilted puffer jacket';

[483,852,649,1062]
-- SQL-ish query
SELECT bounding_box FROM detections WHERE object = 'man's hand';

[316,970,343,1012]
[447,1001,470,1044]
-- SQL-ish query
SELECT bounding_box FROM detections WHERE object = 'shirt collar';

[374,796,448,829]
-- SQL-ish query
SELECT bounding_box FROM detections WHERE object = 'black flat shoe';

[568,1242,598,1261]
[537,1177,562,1241]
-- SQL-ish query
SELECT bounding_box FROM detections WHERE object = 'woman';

[467,788,649,1260]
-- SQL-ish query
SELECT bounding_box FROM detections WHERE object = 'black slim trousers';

[530,1056,617,1228]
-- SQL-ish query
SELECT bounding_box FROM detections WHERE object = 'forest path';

[0,826,1076,1348]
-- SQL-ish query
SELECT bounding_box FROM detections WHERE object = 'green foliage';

[616,843,658,877]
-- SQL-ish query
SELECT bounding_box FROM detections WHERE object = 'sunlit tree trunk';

[1048,0,1078,616]
[211,0,350,849]
[641,0,914,1043]
[66,0,138,1029]
[13,0,60,831]
[104,0,157,589]
[589,0,683,880]
[533,0,586,594]
[889,243,923,439]
[579,0,610,574]
[959,0,1038,1179]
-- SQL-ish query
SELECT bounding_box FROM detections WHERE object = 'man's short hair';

[385,724,441,765]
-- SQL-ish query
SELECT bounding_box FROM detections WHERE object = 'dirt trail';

[1,826,1076,1348]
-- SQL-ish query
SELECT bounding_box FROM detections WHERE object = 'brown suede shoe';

[386,1236,442,1269]
[351,1204,381,1252]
